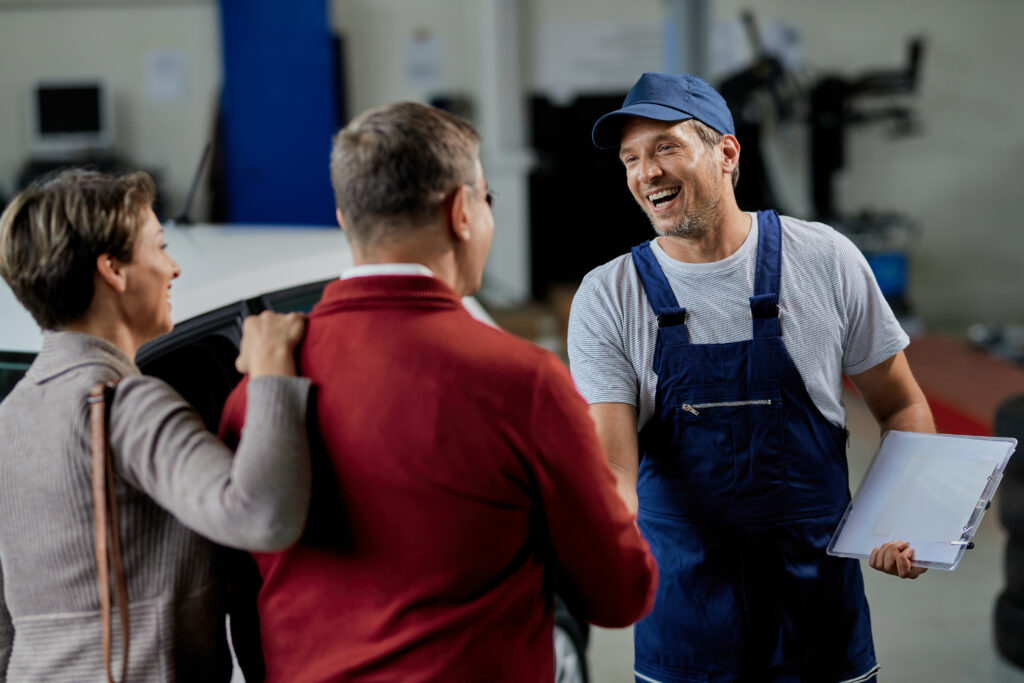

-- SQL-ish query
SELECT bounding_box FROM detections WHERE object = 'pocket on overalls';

[672,380,786,501]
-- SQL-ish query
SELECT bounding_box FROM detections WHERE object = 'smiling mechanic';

[566,73,936,683]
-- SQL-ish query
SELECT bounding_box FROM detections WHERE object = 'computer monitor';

[27,79,113,158]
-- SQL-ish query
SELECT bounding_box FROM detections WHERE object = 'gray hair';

[329,101,480,247]
[687,119,740,188]
[0,169,155,330]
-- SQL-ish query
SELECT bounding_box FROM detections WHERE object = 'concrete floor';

[587,391,1024,682]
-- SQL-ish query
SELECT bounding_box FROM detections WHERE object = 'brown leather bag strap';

[89,381,129,683]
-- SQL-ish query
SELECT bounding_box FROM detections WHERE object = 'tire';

[1000,478,1024,535]
[1005,537,1024,600]
[554,600,589,683]
[994,395,1024,480]
[995,590,1024,668]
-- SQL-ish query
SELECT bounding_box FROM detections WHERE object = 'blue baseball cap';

[591,72,735,149]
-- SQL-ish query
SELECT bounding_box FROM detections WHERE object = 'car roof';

[162,224,352,323]
[1,223,349,354]
[1,222,495,354]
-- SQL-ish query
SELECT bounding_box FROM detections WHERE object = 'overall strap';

[750,210,782,339]
[631,242,690,346]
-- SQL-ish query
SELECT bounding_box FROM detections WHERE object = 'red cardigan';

[220,275,656,682]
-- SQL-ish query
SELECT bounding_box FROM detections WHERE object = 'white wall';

[331,0,535,303]
[331,0,478,117]
[1,0,1020,328]
[0,1,221,220]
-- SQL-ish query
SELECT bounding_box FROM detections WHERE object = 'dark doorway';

[528,94,654,300]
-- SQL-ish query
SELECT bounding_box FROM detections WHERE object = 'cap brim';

[591,103,695,149]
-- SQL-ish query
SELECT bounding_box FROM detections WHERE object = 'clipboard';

[827,430,1017,570]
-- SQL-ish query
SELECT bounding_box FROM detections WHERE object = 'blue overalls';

[631,211,877,683]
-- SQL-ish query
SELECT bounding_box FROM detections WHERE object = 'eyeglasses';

[448,185,499,208]
[484,188,499,208]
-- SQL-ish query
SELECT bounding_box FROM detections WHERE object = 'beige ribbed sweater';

[0,331,311,682]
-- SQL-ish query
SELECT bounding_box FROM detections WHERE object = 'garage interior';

[2,0,1024,681]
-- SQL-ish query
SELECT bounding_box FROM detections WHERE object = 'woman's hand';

[235,311,307,377]
[869,540,928,579]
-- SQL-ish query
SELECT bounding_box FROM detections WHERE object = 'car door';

[0,351,36,402]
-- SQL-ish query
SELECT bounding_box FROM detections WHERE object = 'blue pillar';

[219,0,339,225]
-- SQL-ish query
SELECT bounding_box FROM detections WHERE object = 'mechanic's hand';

[236,311,306,377]
[869,540,928,579]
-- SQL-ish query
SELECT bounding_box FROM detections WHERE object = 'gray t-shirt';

[567,212,909,430]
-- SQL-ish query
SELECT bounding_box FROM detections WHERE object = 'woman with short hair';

[0,169,312,681]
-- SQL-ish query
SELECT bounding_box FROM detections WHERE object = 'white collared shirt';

[341,263,434,280]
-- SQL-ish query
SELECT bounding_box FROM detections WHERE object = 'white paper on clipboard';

[827,430,1016,570]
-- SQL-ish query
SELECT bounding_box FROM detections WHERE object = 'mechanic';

[567,72,936,683]
[219,101,657,682]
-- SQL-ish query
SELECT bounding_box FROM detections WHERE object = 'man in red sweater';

[219,102,657,682]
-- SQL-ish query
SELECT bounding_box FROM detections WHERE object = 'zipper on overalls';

[679,399,773,416]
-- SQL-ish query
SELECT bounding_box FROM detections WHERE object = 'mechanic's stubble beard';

[656,195,721,239]
[644,172,723,241]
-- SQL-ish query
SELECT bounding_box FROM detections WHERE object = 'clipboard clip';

[948,522,978,550]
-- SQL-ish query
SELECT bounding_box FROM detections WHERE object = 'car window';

[140,335,244,432]
[258,278,331,314]
[137,303,248,432]
[0,351,36,402]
